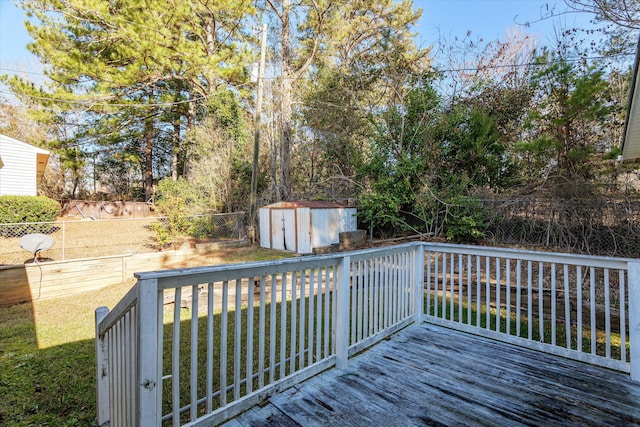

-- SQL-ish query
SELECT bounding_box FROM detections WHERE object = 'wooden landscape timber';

[0,247,240,306]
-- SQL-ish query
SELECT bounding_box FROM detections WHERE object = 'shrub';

[0,196,60,235]
[444,196,487,242]
[151,178,201,247]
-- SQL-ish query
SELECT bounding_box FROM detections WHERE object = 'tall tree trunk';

[280,0,292,201]
[171,114,180,181]
[143,119,154,201]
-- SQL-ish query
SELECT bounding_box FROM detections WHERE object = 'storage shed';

[259,201,357,254]
[0,133,50,196]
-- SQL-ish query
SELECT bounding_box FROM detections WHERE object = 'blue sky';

[0,0,594,74]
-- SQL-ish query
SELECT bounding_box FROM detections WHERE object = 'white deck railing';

[95,242,640,426]
[423,243,635,373]
[95,243,422,427]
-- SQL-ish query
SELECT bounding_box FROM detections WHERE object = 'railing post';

[336,255,351,369]
[137,277,160,424]
[629,261,640,382]
[95,306,110,427]
[414,244,425,324]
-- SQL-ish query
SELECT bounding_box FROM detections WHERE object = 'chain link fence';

[481,198,640,257]
[0,212,246,265]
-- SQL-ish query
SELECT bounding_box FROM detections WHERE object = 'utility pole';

[249,23,268,244]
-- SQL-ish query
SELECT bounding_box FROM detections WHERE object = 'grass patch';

[0,247,293,426]
[428,294,630,361]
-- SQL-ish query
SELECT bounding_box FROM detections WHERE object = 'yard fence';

[481,198,640,257]
[0,212,246,265]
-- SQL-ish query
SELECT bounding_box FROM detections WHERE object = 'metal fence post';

[629,261,640,382]
[95,306,110,426]
[336,255,351,369]
[137,277,160,424]
[62,221,66,261]
[414,244,425,324]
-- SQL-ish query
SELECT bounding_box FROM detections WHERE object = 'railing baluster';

[467,254,472,326]
[206,282,214,412]
[331,265,338,353]
[426,251,432,317]
[577,266,583,353]
[506,259,511,335]
[485,256,490,329]
[434,253,439,318]
[527,261,533,340]
[450,253,454,321]
[221,281,229,406]
[441,253,447,319]
[591,267,596,355]
[496,258,501,333]
[234,279,242,400]
[246,279,253,395]
[357,260,363,342]
[476,255,481,327]
[258,275,266,388]
[350,260,357,344]
[191,284,199,420]
[299,271,306,370]
[551,263,556,346]
[539,262,544,342]
[308,269,315,366]
[516,260,521,337]
[374,257,380,333]
[172,287,181,427]
[324,266,330,359]
[270,274,277,384]
[364,259,370,336]
[280,272,287,379]
[564,265,571,349]
[315,268,322,362]
[605,269,611,359]
[290,271,298,376]
[620,269,627,363]
[458,254,463,323]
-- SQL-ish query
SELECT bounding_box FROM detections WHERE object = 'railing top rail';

[422,242,634,269]
[97,284,138,336]
[134,242,419,289]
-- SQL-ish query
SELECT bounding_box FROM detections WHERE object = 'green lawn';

[0,247,292,426]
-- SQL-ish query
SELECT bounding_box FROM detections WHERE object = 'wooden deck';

[224,323,640,426]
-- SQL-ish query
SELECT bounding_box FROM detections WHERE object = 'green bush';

[151,178,200,247]
[444,196,487,242]
[0,196,60,235]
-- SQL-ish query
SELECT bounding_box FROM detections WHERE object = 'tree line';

[1,0,639,240]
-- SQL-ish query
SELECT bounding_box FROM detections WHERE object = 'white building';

[259,201,357,254]
[0,133,50,196]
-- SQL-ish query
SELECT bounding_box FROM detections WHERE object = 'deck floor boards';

[224,323,640,426]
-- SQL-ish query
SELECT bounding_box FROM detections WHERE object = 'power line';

[0,52,633,108]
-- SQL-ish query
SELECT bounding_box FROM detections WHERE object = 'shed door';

[270,209,296,251]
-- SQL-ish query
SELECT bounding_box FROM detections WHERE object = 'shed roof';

[622,34,640,162]
[261,201,355,209]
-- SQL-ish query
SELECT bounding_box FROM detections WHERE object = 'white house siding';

[0,134,49,196]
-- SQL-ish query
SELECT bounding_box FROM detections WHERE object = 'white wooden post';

[414,244,425,324]
[137,277,160,424]
[95,306,110,427]
[629,261,640,382]
[336,255,351,369]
